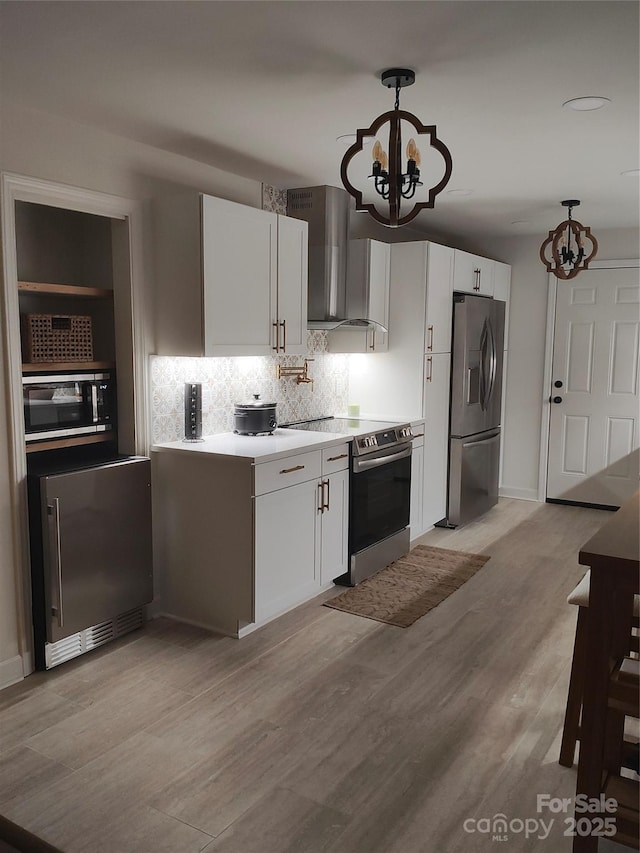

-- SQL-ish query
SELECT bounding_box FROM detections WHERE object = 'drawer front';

[254,450,322,496]
[322,443,350,474]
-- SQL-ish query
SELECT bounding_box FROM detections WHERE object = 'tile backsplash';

[150,331,349,443]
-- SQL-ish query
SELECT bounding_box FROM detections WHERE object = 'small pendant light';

[539,200,598,280]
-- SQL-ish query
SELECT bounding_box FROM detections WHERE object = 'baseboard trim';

[0,654,25,690]
[499,487,540,501]
[545,497,619,512]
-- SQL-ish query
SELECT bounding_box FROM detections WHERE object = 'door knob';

[554,380,564,388]
[552,396,563,404]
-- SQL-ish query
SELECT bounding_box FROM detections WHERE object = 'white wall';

[0,103,263,685]
[482,228,640,501]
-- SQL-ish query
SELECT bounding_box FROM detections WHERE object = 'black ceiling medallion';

[539,200,598,280]
[340,68,453,228]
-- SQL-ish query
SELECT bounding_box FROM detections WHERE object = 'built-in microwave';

[23,370,116,445]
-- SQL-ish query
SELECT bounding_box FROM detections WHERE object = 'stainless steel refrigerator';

[28,454,153,669]
[444,292,505,527]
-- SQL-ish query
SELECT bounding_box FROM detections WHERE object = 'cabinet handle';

[272,322,280,353]
[280,464,304,474]
[426,356,433,382]
[317,481,324,513]
[474,268,481,291]
[280,320,286,353]
[322,478,330,511]
[48,498,64,628]
[327,453,348,462]
[427,325,434,352]
[412,432,425,438]
[369,329,375,351]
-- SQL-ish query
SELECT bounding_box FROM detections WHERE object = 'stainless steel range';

[283,417,413,585]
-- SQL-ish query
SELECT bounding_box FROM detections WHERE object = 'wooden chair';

[559,570,640,769]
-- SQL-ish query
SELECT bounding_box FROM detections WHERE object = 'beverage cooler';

[27,451,153,669]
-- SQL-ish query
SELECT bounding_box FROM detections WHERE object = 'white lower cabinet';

[423,353,451,529]
[255,477,320,624]
[153,442,349,637]
[410,428,425,541]
[319,467,349,586]
[254,445,349,623]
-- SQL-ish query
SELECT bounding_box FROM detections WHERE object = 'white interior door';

[547,266,640,506]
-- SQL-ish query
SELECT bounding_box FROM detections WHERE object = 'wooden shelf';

[22,361,115,373]
[26,433,115,454]
[18,281,113,299]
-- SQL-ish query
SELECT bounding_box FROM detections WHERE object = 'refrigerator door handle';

[48,498,64,628]
[486,318,498,407]
[479,321,489,411]
[461,431,500,450]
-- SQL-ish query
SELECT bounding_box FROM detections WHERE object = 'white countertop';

[152,428,352,464]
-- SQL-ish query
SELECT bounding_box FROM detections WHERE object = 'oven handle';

[352,443,412,473]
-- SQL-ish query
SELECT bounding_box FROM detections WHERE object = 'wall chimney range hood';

[287,185,386,331]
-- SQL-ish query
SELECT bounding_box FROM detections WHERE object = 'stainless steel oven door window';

[349,443,412,555]
[23,372,116,442]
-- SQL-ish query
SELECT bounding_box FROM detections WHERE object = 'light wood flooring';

[0,498,632,852]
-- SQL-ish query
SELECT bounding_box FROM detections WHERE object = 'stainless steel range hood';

[287,185,386,331]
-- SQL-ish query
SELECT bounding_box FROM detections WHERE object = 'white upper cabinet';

[453,249,494,296]
[272,212,308,355]
[154,193,308,356]
[492,260,511,350]
[425,242,454,354]
[327,239,390,353]
[202,196,278,355]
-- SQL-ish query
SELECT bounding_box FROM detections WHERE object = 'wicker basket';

[21,313,94,363]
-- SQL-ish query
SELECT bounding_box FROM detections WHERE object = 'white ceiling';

[1,1,638,240]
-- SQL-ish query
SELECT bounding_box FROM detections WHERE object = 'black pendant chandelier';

[340,68,453,228]
[539,200,598,280]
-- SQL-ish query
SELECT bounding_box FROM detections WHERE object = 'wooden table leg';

[573,569,615,853]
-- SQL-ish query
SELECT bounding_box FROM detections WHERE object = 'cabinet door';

[423,352,451,529]
[42,460,152,643]
[492,261,511,350]
[319,469,349,586]
[254,477,320,623]
[202,196,278,356]
[327,239,390,353]
[425,243,454,354]
[453,249,494,296]
[366,240,390,351]
[326,325,381,354]
[277,215,308,355]
[410,438,425,540]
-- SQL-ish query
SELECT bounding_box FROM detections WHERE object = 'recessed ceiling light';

[562,96,611,111]
[621,169,640,177]
[447,189,474,197]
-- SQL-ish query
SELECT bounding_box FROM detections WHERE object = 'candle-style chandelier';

[539,200,598,280]
[340,68,453,228]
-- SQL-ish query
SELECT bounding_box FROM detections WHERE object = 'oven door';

[350,443,412,555]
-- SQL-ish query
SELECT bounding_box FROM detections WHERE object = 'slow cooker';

[233,394,277,435]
